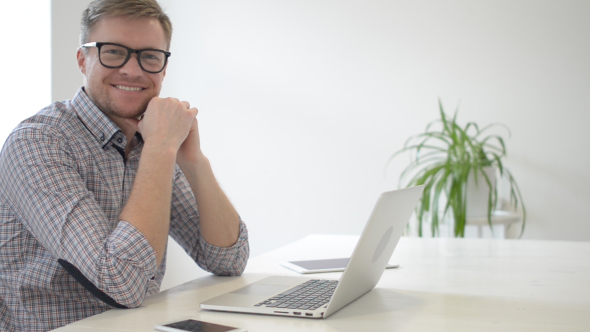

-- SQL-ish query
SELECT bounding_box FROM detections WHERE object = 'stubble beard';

[96,92,151,120]
[87,83,159,121]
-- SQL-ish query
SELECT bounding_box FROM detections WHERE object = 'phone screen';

[162,319,239,332]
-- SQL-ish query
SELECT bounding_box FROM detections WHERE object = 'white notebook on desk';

[200,186,424,319]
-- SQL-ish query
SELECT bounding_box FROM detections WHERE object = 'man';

[0,0,249,331]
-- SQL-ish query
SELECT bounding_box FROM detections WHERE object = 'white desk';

[53,235,590,331]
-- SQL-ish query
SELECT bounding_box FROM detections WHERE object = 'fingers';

[180,100,198,117]
[145,97,198,119]
[189,106,199,118]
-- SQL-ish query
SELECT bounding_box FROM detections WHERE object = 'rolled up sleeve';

[196,219,249,276]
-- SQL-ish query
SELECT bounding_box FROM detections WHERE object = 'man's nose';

[118,54,144,76]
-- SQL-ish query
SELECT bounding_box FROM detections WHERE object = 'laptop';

[200,186,424,318]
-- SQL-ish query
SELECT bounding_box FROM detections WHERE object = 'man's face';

[77,16,168,121]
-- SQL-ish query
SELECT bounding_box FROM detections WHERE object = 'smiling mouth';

[114,85,144,92]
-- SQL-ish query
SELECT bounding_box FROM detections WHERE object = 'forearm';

[119,144,177,264]
[180,155,240,247]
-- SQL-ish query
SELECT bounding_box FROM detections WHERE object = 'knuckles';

[147,97,197,117]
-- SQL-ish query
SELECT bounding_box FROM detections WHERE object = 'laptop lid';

[323,185,424,317]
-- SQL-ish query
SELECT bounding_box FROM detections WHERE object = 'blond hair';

[80,0,173,50]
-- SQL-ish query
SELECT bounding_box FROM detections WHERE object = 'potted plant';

[387,101,526,237]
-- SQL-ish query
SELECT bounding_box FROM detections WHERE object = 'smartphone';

[280,257,399,274]
[154,319,246,332]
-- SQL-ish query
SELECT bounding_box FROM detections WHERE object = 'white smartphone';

[280,257,399,274]
[154,319,246,332]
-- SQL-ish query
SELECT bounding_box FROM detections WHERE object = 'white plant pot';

[465,166,496,218]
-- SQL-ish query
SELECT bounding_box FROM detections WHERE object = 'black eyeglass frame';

[81,42,171,74]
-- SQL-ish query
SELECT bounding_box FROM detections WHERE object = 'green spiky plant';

[387,101,526,237]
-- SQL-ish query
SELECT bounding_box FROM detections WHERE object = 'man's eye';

[141,53,162,61]
[103,49,125,56]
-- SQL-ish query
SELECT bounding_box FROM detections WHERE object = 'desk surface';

[53,235,590,331]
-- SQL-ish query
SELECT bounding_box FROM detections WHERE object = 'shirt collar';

[71,87,122,148]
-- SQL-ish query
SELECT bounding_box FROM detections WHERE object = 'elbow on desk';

[58,258,153,309]
[204,246,250,277]
[207,257,248,276]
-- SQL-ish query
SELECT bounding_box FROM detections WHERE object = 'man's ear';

[77,48,87,75]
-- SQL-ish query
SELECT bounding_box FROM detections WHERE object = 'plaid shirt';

[0,88,249,332]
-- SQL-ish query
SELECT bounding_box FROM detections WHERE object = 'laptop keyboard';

[254,279,338,310]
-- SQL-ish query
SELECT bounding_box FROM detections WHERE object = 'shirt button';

[100,133,105,141]
[117,138,123,143]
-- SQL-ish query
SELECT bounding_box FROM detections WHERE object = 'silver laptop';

[200,186,424,319]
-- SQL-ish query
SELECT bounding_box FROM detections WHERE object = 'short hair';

[80,0,173,50]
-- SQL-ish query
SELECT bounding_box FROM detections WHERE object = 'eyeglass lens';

[99,44,166,73]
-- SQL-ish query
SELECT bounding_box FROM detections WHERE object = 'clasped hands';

[125,97,202,167]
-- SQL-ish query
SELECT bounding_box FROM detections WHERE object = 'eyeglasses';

[81,42,171,74]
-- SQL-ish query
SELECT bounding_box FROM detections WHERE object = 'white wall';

[157,0,590,251]
[51,0,90,102]
[0,0,51,145]
[36,0,590,288]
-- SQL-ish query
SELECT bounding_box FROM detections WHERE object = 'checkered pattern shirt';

[0,88,249,332]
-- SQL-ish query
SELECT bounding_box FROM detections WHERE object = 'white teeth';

[115,85,142,91]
